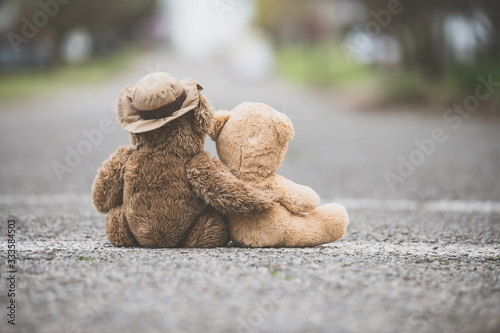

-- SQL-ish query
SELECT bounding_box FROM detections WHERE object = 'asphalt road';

[0,49,499,333]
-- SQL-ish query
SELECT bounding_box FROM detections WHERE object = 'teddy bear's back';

[225,175,288,247]
[228,204,292,247]
[122,150,205,247]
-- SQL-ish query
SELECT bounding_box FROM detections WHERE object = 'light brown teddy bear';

[92,73,278,248]
[188,102,349,247]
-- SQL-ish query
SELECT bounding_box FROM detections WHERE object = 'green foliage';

[381,71,429,103]
[443,63,500,95]
[383,63,500,106]
[270,270,292,280]
[76,256,93,262]
[276,44,374,86]
[0,49,135,102]
[277,43,500,108]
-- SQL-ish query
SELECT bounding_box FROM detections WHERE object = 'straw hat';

[117,72,203,133]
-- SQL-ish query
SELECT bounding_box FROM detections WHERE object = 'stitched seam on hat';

[167,84,177,99]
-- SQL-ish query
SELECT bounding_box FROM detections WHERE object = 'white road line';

[16,239,500,257]
[1,194,500,214]
[331,198,500,214]
[0,194,92,206]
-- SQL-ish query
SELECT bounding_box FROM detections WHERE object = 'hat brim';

[117,78,201,133]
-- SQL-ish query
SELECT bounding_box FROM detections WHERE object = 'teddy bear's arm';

[186,152,279,215]
[92,146,133,214]
[274,175,321,213]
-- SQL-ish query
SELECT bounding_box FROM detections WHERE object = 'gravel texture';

[1,196,499,333]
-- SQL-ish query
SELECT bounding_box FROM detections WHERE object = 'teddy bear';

[187,102,349,247]
[92,73,278,248]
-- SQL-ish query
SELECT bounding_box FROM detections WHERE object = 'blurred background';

[0,0,499,201]
[2,0,500,108]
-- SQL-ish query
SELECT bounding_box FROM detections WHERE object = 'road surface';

[0,49,499,333]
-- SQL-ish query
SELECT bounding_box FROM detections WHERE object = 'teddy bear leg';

[183,207,230,248]
[285,203,349,247]
[105,207,139,247]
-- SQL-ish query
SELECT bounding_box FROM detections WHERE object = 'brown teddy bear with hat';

[92,73,277,248]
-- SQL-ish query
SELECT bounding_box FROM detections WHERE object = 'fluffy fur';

[92,92,278,248]
[194,102,350,247]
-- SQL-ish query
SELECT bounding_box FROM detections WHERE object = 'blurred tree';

[256,0,500,106]
[5,0,157,61]
[255,0,335,45]
[477,1,500,61]
[256,0,500,75]
[368,0,500,80]
[47,0,157,37]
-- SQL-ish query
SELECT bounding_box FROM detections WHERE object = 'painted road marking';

[1,194,499,214]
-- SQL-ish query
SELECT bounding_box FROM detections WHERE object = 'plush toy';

[188,102,349,247]
[92,73,277,248]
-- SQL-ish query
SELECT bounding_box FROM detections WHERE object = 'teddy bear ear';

[193,93,214,133]
[209,110,231,141]
[273,113,295,144]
